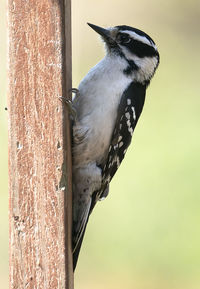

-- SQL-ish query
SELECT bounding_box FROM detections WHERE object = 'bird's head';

[88,23,160,85]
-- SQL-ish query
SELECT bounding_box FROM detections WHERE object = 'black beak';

[87,23,111,41]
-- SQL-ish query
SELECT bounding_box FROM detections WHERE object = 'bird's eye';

[116,33,131,44]
[122,36,131,44]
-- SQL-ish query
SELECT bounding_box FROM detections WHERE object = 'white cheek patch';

[122,30,158,50]
[134,56,158,80]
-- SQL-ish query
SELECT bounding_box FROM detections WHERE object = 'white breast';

[73,54,132,166]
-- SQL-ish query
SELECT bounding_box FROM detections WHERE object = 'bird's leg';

[59,88,80,120]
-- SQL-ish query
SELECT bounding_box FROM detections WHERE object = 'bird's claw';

[69,88,80,99]
[59,96,77,120]
[59,88,80,119]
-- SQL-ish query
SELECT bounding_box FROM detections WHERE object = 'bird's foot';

[59,96,77,120]
[59,88,80,120]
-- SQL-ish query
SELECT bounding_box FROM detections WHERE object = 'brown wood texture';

[8,0,73,288]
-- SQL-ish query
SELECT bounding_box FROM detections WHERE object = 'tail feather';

[72,197,91,255]
[73,217,89,270]
[72,191,97,270]
[72,187,109,270]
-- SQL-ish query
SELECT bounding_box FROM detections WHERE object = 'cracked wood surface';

[8,0,73,288]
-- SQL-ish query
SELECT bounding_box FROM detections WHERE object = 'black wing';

[99,81,146,198]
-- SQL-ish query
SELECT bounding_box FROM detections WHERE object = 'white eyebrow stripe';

[122,30,157,50]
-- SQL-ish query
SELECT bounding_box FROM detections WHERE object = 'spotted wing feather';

[99,81,146,198]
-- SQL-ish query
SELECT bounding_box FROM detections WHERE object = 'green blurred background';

[1,0,200,288]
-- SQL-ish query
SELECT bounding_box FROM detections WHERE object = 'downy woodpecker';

[72,23,160,270]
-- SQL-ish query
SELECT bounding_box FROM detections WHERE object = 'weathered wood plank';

[8,0,73,288]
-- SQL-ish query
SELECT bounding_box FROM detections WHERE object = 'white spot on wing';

[131,106,136,120]
[119,141,123,148]
[126,119,134,136]
[125,112,130,119]
[128,127,134,135]
[127,98,131,105]
[114,144,118,150]
[117,157,120,168]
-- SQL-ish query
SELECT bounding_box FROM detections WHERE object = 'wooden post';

[8,0,73,288]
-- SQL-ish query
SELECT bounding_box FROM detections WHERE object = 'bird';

[72,23,160,270]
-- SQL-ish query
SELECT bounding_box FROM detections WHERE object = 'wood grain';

[8,0,73,288]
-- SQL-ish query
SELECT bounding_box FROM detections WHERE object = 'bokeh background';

[1,0,200,288]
